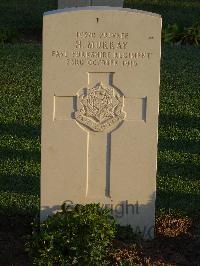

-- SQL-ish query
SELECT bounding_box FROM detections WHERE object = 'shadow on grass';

[158,113,200,179]
[159,138,199,154]
[156,189,200,217]
[0,147,40,162]
[124,0,200,27]
[0,122,40,139]
[0,122,40,196]
[0,120,40,248]
[159,113,200,130]
[0,174,39,196]
[158,160,200,180]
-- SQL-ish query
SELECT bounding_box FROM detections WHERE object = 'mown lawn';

[125,0,200,27]
[157,45,200,216]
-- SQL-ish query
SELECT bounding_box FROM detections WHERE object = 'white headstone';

[58,0,124,9]
[41,7,162,239]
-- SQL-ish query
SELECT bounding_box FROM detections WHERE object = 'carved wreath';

[75,83,125,132]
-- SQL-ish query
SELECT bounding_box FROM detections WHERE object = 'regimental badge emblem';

[75,83,126,132]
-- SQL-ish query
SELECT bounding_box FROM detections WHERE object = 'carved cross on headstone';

[54,72,147,199]
[75,72,125,198]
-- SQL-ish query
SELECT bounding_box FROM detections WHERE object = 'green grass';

[157,45,200,216]
[0,0,57,40]
[125,0,200,27]
[0,0,199,41]
[0,44,199,226]
[0,44,41,228]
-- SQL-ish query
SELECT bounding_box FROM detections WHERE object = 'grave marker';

[41,7,162,238]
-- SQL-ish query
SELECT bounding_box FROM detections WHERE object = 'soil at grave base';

[0,215,200,265]
[0,215,31,266]
[0,231,30,266]
[109,215,200,266]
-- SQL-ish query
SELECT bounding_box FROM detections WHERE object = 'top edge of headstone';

[44,6,161,18]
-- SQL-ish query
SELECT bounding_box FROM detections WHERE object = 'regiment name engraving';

[51,31,153,68]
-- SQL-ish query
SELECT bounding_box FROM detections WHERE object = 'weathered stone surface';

[41,7,162,239]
